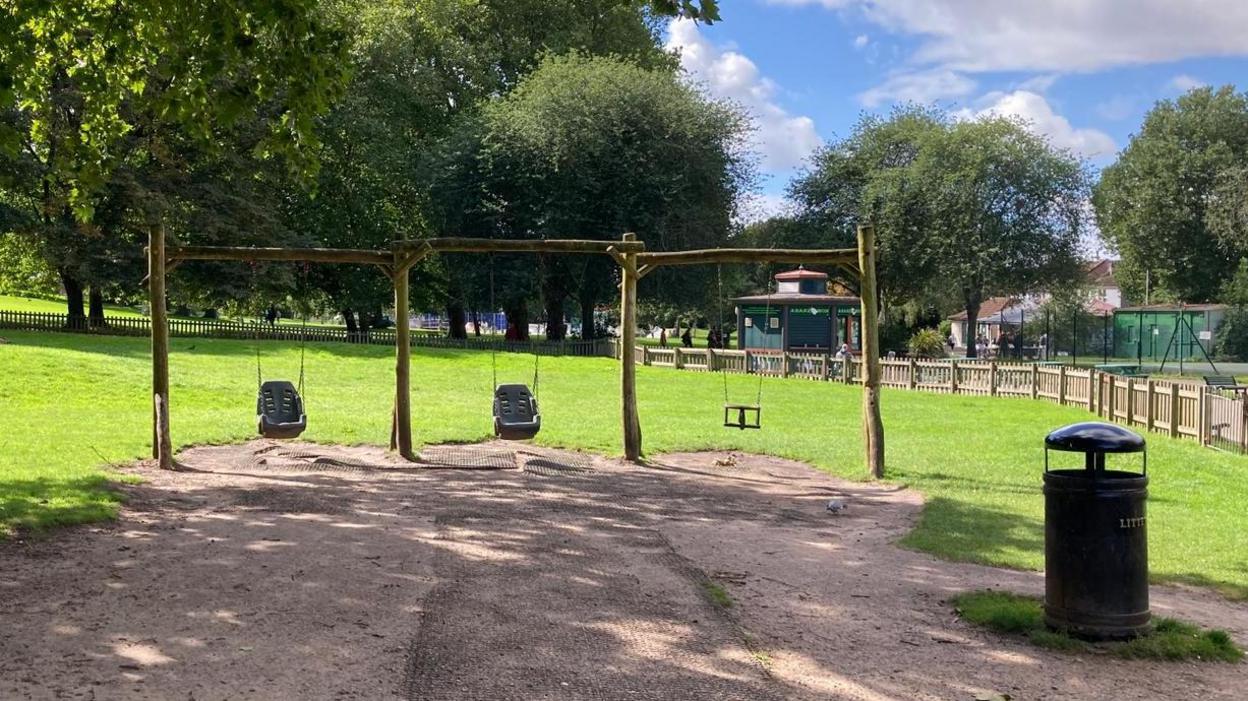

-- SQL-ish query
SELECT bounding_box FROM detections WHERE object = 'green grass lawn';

[3,329,1247,599]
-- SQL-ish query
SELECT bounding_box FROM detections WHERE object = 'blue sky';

[664,1,1248,219]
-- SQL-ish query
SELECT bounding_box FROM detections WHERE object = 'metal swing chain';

[756,266,773,408]
[490,256,498,391]
[718,265,729,405]
[297,263,309,399]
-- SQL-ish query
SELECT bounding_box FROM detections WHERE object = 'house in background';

[946,259,1123,352]
[734,267,861,353]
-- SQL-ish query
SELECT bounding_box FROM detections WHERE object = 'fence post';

[1057,365,1067,405]
[1107,375,1117,420]
[674,347,683,369]
[1087,371,1097,413]
[1198,388,1209,445]
[707,349,716,372]
[1030,364,1039,399]
[642,346,650,366]
[988,361,998,396]
[744,350,752,376]
[908,357,917,389]
[1125,377,1135,424]
[950,360,959,394]
[822,353,831,381]
[1170,383,1181,438]
[781,351,790,378]
[1145,380,1156,432]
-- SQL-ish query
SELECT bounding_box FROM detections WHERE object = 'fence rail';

[0,310,615,357]
[622,344,1248,456]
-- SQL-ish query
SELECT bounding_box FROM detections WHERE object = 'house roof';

[733,294,860,305]
[774,266,828,281]
[947,297,1028,321]
[1084,259,1119,288]
[1116,303,1228,313]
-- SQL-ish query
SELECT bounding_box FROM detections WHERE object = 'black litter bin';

[1043,422,1150,639]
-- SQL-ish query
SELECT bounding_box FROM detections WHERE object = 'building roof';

[947,296,1029,322]
[1084,259,1119,288]
[733,294,860,305]
[1115,303,1228,313]
[774,266,828,281]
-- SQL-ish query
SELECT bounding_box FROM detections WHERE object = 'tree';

[792,109,1088,357]
[1094,87,1248,303]
[0,1,351,320]
[428,53,752,339]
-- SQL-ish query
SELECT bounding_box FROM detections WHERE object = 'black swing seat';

[257,380,307,439]
[723,403,761,430]
[493,383,541,441]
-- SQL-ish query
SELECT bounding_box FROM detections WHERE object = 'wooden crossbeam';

[636,247,858,268]
[396,237,646,255]
[168,246,391,265]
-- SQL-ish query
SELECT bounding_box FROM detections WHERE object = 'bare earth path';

[1,442,1244,700]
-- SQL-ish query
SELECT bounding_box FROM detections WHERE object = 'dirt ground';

[1,441,1245,700]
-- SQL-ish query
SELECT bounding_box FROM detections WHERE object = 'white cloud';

[1168,74,1207,92]
[666,19,822,172]
[771,1,1248,73]
[738,192,797,224]
[1095,95,1135,121]
[955,90,1117,159]
[852,34,869,49]
[857,68,976,107]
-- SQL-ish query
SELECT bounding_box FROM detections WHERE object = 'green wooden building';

[1112,304,1227,361]
[734,268,861,353]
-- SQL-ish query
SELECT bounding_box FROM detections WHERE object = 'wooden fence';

[624,345,1248,455]
[0,310,615,357]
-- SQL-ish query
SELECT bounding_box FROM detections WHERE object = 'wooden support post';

[1169,383,1180,438]
[908,357,917,390]
[823,353,832,381]
[950,360,959,394]
[148,221,173,470]
[988,361,998,396]
[858,224,884,479]
[781,351,790,378]
[1088,371,1097,413]
[393,263,414,460]
[1145,380,1156,432]
[674,346,683,369]
[642,346,650,366]
[1108,375,1117,420]
[1030,364,1039,400]
[619,233,642,462]
[1058,365,1067,405]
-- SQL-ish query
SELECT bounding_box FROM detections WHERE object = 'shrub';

[908,328,948,358]
[1215,307,1248,361]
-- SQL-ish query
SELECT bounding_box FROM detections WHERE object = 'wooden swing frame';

[146,226,884,477]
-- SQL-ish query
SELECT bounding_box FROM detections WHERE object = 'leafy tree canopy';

[791,107,1089,357]
[1093,86,1248,303]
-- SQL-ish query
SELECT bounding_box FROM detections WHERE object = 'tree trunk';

[60,269,86,329]
[447,302,467,339]
[507,302,530,341]
[88,287,106,328]
[544,296,566,341]
[580,294,596,340]
[342,309,359,342]
[963,289,983,359]
[470,309,481,337]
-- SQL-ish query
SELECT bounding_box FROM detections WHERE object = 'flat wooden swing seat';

[723,403,761,430]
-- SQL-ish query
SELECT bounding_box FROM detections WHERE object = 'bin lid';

[1045,422,1145,453]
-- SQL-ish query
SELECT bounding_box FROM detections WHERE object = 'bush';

[1215,307,1248,360]
[908,328,948,358]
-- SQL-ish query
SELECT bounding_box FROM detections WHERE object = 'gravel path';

[1,441,1244,700]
